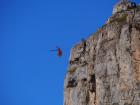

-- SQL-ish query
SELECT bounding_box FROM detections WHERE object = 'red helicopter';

[49,47,62,57]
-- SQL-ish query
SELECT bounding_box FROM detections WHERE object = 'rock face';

[64,1,140,105]
[112,0,136,14]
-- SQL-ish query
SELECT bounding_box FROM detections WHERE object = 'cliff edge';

[64,1,140,105]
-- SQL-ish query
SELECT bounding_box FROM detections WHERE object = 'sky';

[0,0,139,105]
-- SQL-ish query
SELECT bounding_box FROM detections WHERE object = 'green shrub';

[68,67,77,74]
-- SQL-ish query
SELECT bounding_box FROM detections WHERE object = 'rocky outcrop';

[64,1,140,105]
[112,0,136,14]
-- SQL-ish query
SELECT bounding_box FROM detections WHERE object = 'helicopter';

[49,47,62,57]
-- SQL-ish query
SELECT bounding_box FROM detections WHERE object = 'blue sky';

[0,0,139,105]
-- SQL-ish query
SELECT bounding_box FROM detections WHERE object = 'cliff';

[64,1,140,105]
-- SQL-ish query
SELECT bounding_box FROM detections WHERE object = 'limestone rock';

[112,0,136,14]
[64,1,140,105]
